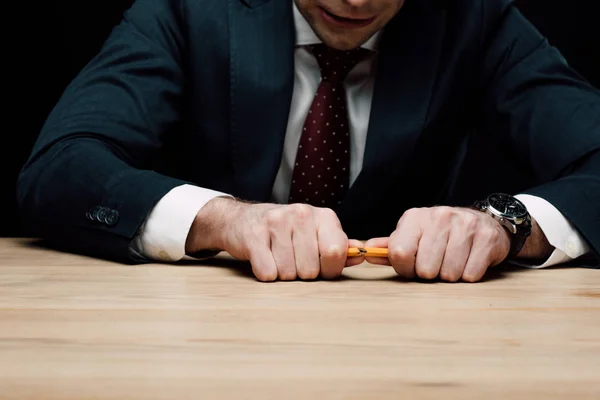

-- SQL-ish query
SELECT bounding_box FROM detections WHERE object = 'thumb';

[346,239,366,267]
[364,237,391,266]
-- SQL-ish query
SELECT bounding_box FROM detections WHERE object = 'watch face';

[488,193,528,218]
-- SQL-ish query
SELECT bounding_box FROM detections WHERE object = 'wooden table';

[0,238,599,399]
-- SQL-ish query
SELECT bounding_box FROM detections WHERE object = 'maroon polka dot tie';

[288,44,370,208]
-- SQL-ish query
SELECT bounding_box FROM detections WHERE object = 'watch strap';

[508,214,532,257]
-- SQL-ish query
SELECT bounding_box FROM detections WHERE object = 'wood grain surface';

[0,239,598,399]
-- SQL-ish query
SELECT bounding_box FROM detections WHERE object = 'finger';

[439,230,473,283]
[292,216,320,280]
[388,211,423,279]
[414,224,449,280]
[346,239,365,267]
[316,209,348,279]
[462,226,503,282]
[249,244,278,282]
[364,237,391,266]
[270,227,297,281]
[348,239,365,248]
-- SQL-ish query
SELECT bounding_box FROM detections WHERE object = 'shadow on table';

[173,257,575,284]
[177,253,599,283]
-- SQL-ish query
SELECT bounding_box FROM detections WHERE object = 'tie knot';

[310,44,370,83]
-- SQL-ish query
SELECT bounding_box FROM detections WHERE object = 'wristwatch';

[473,193,532,257]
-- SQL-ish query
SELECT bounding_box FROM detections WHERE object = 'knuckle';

[254,267,277,282]
[440,268,461,283]
[416,267,438,280]
[433,206,455,222]
[400,208,420,223]
[389,246,412,264]
[390,259,416,279]
[290,204,313,221]
[278,269,297,281]
[297,265,320,281]
[319,207,339,222]
[323,244,345,259]
[462,271,481,283]
[320,270,341,280]
[464,214,479,233]
[393,268,415,280]
[394,268,415,281]
[265,209,286,226]
[394,266,415,279]
[249,252,277,282]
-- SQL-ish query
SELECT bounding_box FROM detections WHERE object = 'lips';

[319,6,376,29]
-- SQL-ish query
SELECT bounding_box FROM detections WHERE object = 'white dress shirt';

[131,2,589,266]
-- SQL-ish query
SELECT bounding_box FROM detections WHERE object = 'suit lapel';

[348,0,448,196]
[229,0,295,201]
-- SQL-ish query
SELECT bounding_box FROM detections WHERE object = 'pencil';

[347,247,389,257]
[347,247,364,257]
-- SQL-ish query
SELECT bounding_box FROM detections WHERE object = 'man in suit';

[17,0,600,282]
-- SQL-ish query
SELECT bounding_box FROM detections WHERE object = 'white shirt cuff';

[130,184,232,262]
[513,194,590,268]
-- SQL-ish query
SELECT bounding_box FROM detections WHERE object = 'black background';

[3,0,599,236]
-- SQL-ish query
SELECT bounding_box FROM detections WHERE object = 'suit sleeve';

[478,0,600,258]
[16,0,192,263]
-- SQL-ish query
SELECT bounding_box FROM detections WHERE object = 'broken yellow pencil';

[347,247,389,257]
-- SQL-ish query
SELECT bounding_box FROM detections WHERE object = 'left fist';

[365,207,511,282]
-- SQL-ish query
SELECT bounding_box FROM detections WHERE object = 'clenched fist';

[185,197,364,281]
[365,206,513,282]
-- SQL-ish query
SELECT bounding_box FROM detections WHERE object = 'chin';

[324,43,354,51]
[319,32,364,50]
[327,40,361,51]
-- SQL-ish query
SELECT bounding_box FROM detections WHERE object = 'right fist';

[186,198,364,281]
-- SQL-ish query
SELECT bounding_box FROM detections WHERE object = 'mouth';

[318,6,376,29]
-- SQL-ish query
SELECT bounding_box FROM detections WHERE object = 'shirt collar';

[293,1,381,51]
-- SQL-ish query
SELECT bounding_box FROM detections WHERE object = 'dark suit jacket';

[17,0,600,263]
